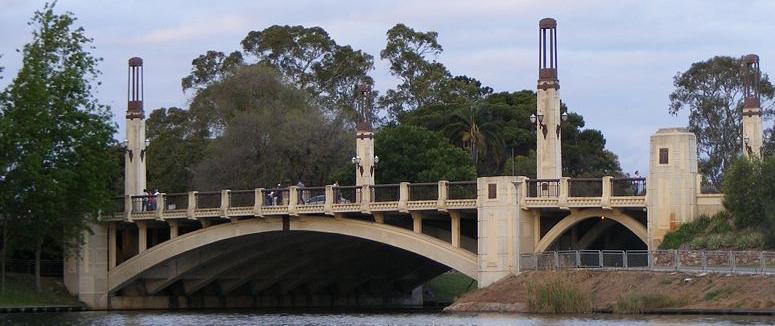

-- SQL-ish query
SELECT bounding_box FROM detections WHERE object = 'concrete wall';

[696,194,725,217]
[64,223,109,309]
[647,128,698,249]
[476,176,521,287]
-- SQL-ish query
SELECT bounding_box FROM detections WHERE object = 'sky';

[1,0,774,176]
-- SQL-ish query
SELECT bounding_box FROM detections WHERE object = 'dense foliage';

[669,56,775,190]
[660,155,775,250]
[143,23,622,191]
[0,3,117,291]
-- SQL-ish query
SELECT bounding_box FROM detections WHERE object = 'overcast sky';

[2,0,774,175]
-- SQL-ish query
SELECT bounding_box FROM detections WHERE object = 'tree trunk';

[1,221,6,294]
[35,244,41,293]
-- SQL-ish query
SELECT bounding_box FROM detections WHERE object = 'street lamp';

[530,112,569,138]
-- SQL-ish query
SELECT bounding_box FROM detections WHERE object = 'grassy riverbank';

[445,270,775,314]
[0,273,78,307]
[425,271,477,304]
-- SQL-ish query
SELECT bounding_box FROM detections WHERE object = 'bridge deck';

[103,178,647,222]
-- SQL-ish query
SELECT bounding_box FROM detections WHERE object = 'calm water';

[1,311,775,326]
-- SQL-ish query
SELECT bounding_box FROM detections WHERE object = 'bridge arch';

[108,216,477,293]
[535,208,647,252]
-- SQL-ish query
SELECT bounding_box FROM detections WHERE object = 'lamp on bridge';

[352,155,379,176]
[530,112,567,138]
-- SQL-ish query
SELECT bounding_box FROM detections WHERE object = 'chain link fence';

[520,250,775,275]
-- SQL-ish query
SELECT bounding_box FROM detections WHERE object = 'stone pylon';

[742,54,763,157]
[125,57,147,196]
[535,18,562,179]
[354,84,376,186]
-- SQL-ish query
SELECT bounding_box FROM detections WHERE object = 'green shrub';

[733,231,765,250]
[660,215,712,249]
[723,158,765,229]
[527,275,592,313]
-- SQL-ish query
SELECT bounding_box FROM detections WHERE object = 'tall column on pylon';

[124,57,147,196]
[354,84,376,186]
[535,18,563,179]
[741,54,763,157]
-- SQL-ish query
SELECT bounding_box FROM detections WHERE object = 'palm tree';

[443,103,504,170]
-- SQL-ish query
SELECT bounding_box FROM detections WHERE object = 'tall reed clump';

[526,274,592,313]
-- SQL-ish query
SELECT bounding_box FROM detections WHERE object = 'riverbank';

[0,273,79,309]
[445,270,775,314]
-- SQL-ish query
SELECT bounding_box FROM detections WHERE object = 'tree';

[0,3,116,291]
[188,65,350,190]
[379,24,451,119]
[146,107,209,192]
[375,125,476,183]
[669,56,775,190]
[181,50,243,92]
[181,25,375,122]
[400,90,622,178]
[443,104,504,169]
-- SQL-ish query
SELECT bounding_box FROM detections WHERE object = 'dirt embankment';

[445,270,775,314]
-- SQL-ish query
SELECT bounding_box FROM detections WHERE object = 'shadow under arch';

[108,216,478,293]
[535,208,647,252]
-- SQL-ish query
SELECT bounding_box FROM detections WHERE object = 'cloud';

[130,16,249,45]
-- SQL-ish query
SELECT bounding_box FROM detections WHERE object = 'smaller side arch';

[535,208,646,252]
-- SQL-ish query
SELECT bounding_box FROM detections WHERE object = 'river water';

[1,311,774,326]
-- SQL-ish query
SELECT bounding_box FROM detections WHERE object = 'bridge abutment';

[65,222,110,310]
[476,176,523,287]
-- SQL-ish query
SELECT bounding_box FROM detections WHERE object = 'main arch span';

[108,216,478,296]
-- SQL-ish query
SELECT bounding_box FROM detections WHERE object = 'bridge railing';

[229,190,255,208]
[521,250,775,275]
[195,191,221,209]
[261,188,288,206]
[611,177,646,196]
[298,187,326,205]
[130,195,158,213]
[164,193,189,211]
[409,183,438,201]
[333,186,359,204]
[447,181,477,200]
[568,178,603,197]
[371,184,400,202]
[526,179,560,197]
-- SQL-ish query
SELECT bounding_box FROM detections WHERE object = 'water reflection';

[1,311,774,326]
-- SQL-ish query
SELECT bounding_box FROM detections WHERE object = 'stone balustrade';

[520,176,647,209]
[105,181,479,222]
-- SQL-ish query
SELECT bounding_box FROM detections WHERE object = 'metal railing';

[130,195,158,213]
[371,184,400,202]
[611,177,646,196]
[526,179,560,197]
[409,183,438,201]
[298,187,326,205]
[164,193,188,211]
[113,196,125,214]
[261,188,288,206]
[333,186,359,204]
[229,190,254,208]
[520,250,775,275]
[447,181,477,200]
[568,178,602,197]
[196,191,221,209]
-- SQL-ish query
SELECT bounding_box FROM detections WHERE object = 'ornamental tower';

[353,84,376,186]
[535,18,563,179]
[124,57,147,196]
[741,54,763,157]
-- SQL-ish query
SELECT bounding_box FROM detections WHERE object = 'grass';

[660,211,767,250]
[0,273,78,307]
[425,271,476,303]
[526,274,592,313]
[614,292,685,314]
[703,287,736,302]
